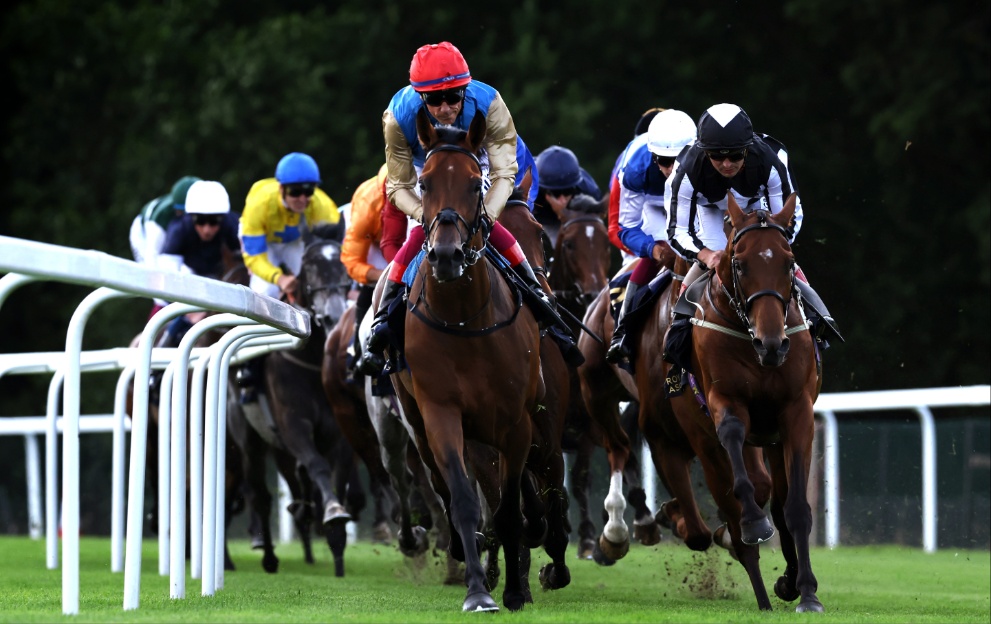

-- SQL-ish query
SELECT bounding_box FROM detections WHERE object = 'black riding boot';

[235,356,265,404]
[795,280,844,349]
[355,280,404,376]
[513,259,585,367]
[605,282,640,364]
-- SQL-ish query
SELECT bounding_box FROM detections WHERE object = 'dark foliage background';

[0,1,988,538]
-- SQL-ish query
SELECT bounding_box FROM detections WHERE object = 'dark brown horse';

[548,201,663,562]
[657,193,823,612]
[389,109,568,612]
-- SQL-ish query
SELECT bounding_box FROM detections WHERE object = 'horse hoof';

[371,521,393,546]
[262,553,279,574]
[633,519,662,546]
[598,534,630,562]
[577,539,595,560]
[796,598,825,613]
[444,555,464,586]
[462,591,499,613]
[741,517,774,545]
[399,526,429,557]
[502,590,527,612]
[538,562,571,590]
[323,502,352,527]
[712,524,738,560]
[774,575,800,602]
[591,540,617,566]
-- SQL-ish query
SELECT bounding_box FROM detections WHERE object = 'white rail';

[1,235,309,614]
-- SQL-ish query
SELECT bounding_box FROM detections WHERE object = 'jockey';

[604,109,697,366]
[129,175,201,317]
[340,163,398,373]
[533,145,602,248]
[238,152,341,301]
[155,179,240,347]
[356,41,581,376]
[664,103,842,363]
[607,108,664,260]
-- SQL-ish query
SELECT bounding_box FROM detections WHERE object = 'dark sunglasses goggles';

[705,148,747,163]
[284,183,317,197]
[419,88,466,107]
[193,214,222,226]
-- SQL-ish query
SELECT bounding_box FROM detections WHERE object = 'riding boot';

[795,280,845,349]
[512,259,584,367]
[605,282,640,364]
[355,280,404,376]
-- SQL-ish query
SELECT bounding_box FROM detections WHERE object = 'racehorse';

[547,200,662,561]
[389,109,569,612]
[227,225,381,577]
[658,193,824,612]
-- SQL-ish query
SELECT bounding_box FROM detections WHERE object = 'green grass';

[0,535,987,623]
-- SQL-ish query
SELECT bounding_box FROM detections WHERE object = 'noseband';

[421,144,487,267]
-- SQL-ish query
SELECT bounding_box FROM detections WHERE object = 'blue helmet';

[535,146,582,190]
[275,152,321,185]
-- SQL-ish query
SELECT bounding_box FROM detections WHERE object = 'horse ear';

[311,221,345,243]
[726,193,746,229]
[416,107,437,150]
[777,193,798,230]
[467,112,486,153]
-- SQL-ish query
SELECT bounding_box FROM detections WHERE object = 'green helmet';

[170,176,202,211]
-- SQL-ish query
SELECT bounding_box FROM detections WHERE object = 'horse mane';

[431,123,471,147]
[567,193,606,217]
[307,221,345,244]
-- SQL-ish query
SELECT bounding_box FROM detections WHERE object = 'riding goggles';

[419,88,466,107]
[193,215,221,226]
[652,154,676,168]
[284,183,317,197]
[705,149,747,163]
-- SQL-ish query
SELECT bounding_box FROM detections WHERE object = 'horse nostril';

[452,249,465,265]
[427,249,438,264]
[780,337,790,354]
[752,338,767,356]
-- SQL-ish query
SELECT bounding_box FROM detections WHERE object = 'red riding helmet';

[409,41,472,92]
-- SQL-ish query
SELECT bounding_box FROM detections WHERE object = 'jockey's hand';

[547,192,573,219]
[277,273,298,301]
[697,248,723,271]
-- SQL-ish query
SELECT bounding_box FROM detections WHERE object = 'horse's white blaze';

[585,225,594,239]
[759,248,773,263]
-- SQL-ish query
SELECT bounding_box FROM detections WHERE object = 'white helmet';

[185,180,230,215]
[646,109,697,157]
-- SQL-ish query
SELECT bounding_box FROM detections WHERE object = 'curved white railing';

[1,235,309,614]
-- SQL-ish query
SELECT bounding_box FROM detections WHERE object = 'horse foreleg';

[435,444,496,613]
[600,469,630,560]
[769,424,823,613]
[274,451,313,564]
[715,412,773,545]
[492,451,527,612]
[569,442,596,560]
[242,434,278,574]
[649,437,711,551]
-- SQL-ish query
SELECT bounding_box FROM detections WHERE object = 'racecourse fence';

[0,235,310,615]
[1,234,989,616]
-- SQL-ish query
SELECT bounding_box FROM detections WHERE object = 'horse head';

[416,107,487,283]
[718,193,799,367]
[297,235,351,333]
[551,196,610,310]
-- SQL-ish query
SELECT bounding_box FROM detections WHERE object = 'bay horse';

[549,201,662,561]
[389,109,569,612]
[659,193,824,612]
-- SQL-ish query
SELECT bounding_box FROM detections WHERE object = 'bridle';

[409,142,523,336]
[420,144,488,268]
[551,214,606,305]
[694,210,809,342]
